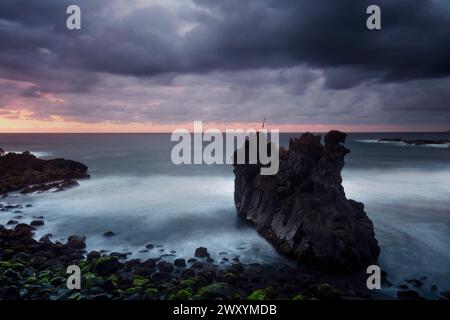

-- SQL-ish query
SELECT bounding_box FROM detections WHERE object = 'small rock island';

[0,150,89,195]
[234,131,380,272]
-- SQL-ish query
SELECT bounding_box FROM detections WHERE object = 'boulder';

[233,131,380,272]
[174,258,186,268]
[66,235,86,249]
[92,256,123,276]
[157,261,174,273]
[198,282,240,300]
[30,220,45,227]
[103,231,115,238]
[87,251,101,262]
[195,247,209,258]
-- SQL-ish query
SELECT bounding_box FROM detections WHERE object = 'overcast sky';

[1,0,450,132]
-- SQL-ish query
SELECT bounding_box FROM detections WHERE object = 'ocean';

[1,132,449,298]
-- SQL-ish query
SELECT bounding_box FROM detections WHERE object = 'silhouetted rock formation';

[233,131,380,272]
[0,151,89,195]
[0,147,5,156]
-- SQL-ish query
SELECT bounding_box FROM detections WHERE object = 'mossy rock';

[25,275,38,284]
[198,282,240,300]
[107,274,119,286]
[216,272,238,285]
[0,261,11,270]
[11,263,26,272]
[79,260,90,272]
[126,287,143,295]
[92,256,121,276]
[132,277,150,287]
[247,289,266,300]
[180,278,197,288]
[169,288,194,300]
[157,284,168,292]
[143,287,158,299]
[38,270,52,279]
[83,272,104,289]
[316,284,340,301]
[50,276,66,287]
[292,294,304,300]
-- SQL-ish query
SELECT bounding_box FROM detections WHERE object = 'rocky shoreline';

[0,220,378,300]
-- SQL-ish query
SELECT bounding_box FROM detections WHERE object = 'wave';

[5,150,53,157]
[0,174,284,265]
[356,139,450,148]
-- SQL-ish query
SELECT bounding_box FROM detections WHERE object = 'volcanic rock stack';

[233,131,380,272]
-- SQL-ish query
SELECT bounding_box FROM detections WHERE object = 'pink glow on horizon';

[0,118,442,133]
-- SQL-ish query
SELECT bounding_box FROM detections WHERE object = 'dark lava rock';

[191,262,204,269]
[110,252,128,259]
[151,272,171,281]
[140,258,158,269]
[145,244,154,249]
[157,261,174,273]
[174,258,186,268]
[0,147,5,156]
[227,263,244,274]
[397,290,423,300]
[87,251,101,261]
[195,247,209,258]
[39,234,53,243]
[233,131,380,272]
[198,282,239,300]
[7,220,18,225]
[92,256,123,276]
[66,235,86,249]
[316,284,340,300]
[181,269,196,279]
[198,269,216,283]
[59,179,80,190]
[103,231,115,238]
[0,151,89,195]
[30,220,45,227]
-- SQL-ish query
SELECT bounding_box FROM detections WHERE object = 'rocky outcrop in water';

[0,151,89,195]
[233,131,380,272]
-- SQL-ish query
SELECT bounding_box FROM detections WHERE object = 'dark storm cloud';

[0,0,449,129]
[1,0,450,87]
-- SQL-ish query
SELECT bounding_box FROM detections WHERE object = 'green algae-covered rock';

[198,282,240,300]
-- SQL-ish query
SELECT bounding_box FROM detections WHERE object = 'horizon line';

[0,130,448,134]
